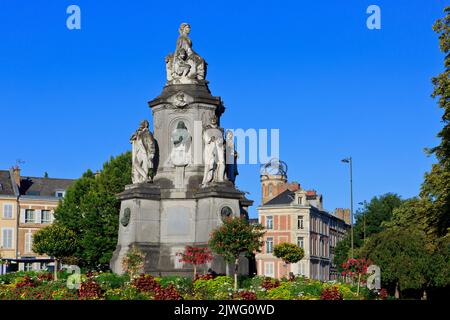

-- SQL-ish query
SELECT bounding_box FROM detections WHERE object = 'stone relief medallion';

[121,208,131,227]
[169,92,192,109]
[220,206,233,221]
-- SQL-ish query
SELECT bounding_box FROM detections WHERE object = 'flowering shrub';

[320,286,343,300]
[265,282,295,300]
[178,246,213,276]
[193,276,234,300]
[159,276,192,296]
[15,276,37,288]
[154,284,183,300]
[194,273,215,282]
[341,258,372,295]
[341,258,371,280]
[261,277,280,290]
[132,274,160,293]
[238,290,257,300]
[37,272,53,282]
[77,280,102,299]
[379,288,388,300]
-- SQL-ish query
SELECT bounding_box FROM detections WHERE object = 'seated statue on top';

[165,23,207,85]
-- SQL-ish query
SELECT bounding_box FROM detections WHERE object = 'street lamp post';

[341,157,354,258]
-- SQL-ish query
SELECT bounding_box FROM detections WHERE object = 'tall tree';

[422,6,450,238]
[334,193,403,270]
[359,228,430,298]
[54,152,132,270]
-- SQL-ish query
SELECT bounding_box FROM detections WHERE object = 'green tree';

[334,193,403,270]
[54,151,132,270]
[273,242,304,279]
[359,228,430,298]
[420,6,450,238]
[32,224,78,280]
[209,217,265,292]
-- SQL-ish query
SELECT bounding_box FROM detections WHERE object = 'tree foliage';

[209,217,265,263]
[333,193,403,269]
[209,217,265,291]
[178,246,213,277]
[360,228,430,295]
[273,242,304,265]
[32,224,78,260]
[54,151,132,270]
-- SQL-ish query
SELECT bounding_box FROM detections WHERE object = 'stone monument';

[110,23,253,276]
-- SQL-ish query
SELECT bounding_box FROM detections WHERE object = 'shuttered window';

[1,228,13,249]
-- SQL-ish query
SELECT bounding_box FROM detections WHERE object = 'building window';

[25,209,35,223]
[1,228,13,249]
[55,191,66,198]
[25,263,33,272]
[297,216,304,229]
[297,237,304,249]
[268,184,273,196]
[25,233,33,254]
[264,262,274,277]
[266,237,273,254]
[3,204,13,219]
[41,210,51,223]
[266,216,273,229]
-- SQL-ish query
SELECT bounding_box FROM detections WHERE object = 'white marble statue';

[202,117,225,186]
[165,23,207,85]
[170,121,192,166]
[131,120,156,183]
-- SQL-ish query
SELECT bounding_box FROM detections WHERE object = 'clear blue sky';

[0,0,447,218]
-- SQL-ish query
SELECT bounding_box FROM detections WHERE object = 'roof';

[0,170,15,196]
[264,189,295,205]
[19,176,74,198]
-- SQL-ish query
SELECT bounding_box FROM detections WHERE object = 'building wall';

[17,199,57,259]
[256,205,348,281]
[0,197,18,259]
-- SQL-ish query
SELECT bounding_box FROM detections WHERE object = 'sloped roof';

[264,189,295,206]
[19,176,74,198]
[0,170,15,196]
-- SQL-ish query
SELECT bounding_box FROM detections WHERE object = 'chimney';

[288,182,300,192]
[12,165,21,188]
[335,208,351,225]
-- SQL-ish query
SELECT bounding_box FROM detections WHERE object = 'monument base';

[110,182,251,277]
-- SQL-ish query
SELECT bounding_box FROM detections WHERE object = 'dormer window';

[55,190,66,198]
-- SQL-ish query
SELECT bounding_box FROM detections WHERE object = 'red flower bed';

[239,291,257,300]
[379,288,388,300]
[261,277,280,290]
[154,284,182,300]
[77,280,102,299]
[132,274,161,293]
[193,273,215,282]
[15,276,37,288]
[320,286,343,300]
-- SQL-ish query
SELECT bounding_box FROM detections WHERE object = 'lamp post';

[341,157,354,258]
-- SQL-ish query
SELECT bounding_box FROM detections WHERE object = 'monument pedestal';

[110,182,251,276]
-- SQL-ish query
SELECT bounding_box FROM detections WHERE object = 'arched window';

[268,184,273,196]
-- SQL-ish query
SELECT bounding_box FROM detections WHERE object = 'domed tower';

[260,158,288,204]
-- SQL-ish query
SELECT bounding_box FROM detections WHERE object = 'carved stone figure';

[165,23,207,84]
[131,120,156,183]
[225,130,239,184]
[170,121,191,166]
[202,117,225,186]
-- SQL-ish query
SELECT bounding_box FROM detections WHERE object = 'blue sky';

[0,0,447,218]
